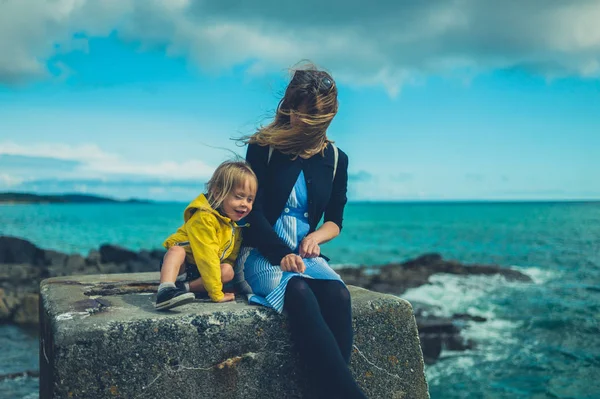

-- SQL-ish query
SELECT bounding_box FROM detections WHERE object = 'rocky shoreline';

[0,235,532,366]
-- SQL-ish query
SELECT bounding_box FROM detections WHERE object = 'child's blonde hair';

[206,159,257,210]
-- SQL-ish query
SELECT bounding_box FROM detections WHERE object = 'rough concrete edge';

[39,285,56,399]
[39,276,430,398]
[349,285,430,398]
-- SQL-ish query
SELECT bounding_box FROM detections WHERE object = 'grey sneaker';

[155,287,195,311]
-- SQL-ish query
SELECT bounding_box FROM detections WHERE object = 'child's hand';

[280,254,306,273]
[216,292,235,302]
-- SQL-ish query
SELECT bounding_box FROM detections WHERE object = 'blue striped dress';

[238,171,344,313]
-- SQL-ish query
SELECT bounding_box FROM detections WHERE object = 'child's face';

[220,179,256,222]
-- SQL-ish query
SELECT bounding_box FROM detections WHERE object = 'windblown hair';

[206,159,257,211]
[240,62,338,159]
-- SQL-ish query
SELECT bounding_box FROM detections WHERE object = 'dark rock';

[0,236,46,266]
[445,335,475,351]
[417,317,459,334]
[150,249,166,260]
[12,293,39,325]
[419,334,442,364]
[0,263,43,283]
[44,250,68,268]
[99,244,139,264]
[0,237,166,325]
[126,260,157,273]
[453,313,487,322]
[402,253,443,268]
[85,250,101,266]
[64,254,87,274]
[336,253,532,298]
[417,316,476,362]
[0,370,40,381]
[96,262,128,275]
[137,250,156,262]
[0,288,15,321]
[0,288,39,325]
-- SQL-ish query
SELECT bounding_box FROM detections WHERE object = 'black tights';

[284,277,367,399]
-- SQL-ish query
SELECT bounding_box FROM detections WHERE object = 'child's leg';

[156,246,195,310]
[188,263,234,292]
[160,246,187,284]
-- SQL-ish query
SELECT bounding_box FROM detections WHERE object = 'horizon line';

[1,191,599,205]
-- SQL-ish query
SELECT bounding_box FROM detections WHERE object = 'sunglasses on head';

[292,69,334,92]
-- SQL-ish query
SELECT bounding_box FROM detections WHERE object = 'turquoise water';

[0,326,38,399]
[1,201,599,398]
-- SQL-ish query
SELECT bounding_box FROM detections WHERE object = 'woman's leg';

[304,279,354,364]
[284,277,366,399]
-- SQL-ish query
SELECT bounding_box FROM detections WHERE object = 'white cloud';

[82,159,215,180]
[0,173,24,187]
[72,184,89,193]
[0,141,116,162]
[1,0,600,94]
[0,141,214,181]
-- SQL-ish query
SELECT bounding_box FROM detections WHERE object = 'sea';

[1,201,599,398]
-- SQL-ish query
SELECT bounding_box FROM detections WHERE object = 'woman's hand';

[280,254,306,273]
[216,292,235,302]
[299,235,321,258]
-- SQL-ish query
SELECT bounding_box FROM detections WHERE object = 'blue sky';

[0,0,599,201]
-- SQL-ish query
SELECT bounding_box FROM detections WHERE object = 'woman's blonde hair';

[240,62,338,159]
[206,159,257,211]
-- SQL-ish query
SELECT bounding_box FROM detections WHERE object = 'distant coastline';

[1,192,597,205]
[0,192,150,204]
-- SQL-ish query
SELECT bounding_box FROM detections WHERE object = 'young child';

[155,159,257,310]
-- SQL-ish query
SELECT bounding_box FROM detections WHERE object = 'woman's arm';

[323,148,349,230]
[299,221,339,258]
[300,149,349,258]
[244,143,294,265]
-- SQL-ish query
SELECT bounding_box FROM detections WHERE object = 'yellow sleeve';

[222,229,243,266]
[186,212,224,302]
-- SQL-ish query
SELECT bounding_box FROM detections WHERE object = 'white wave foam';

[425,351,477,383]
[462,318,522,348]
[402,273,512,319]
[511,265,557,284]
[330,262,361,269]
[404,273,524,363]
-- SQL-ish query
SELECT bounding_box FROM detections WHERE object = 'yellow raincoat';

[163,193,245,302]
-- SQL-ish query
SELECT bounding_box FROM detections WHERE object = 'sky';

[0,0,599,201]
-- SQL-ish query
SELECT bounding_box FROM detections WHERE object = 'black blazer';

[243,142,349,266]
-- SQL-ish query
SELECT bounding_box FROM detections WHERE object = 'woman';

[238,65,367,398]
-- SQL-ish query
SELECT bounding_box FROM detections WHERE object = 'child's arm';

[221,227,243,268]
[186,212,226,302]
